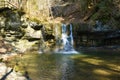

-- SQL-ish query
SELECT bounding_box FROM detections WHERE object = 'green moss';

[91,13,100,20]
[91,0,113,24]
[30,18,41,24]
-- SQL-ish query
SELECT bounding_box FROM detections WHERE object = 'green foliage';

[91,0,113,24]
[31,18,41,24]
[91,12,99,20]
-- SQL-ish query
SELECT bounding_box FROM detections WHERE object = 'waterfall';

[70,24,73,46]
[56,24,78,54]
[61,24,68,47]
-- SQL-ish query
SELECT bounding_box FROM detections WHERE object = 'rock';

[0,53,17,62]
[52,3,80,17]
[14,40,37,52]
[0,63,27,80]
[30,30,42,38]
[25,26,42,39]
[29,22,43,30]
[0,63,7,75]
[0,37,13,54]
[0,48,7,53]
[0,16,6,28]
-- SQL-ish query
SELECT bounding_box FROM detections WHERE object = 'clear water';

[7,51,120,80]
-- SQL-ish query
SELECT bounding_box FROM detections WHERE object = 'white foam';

[56,49,78,54]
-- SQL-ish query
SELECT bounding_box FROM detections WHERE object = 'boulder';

[0,48,7,54]
[0,63,27,80]
[14,40,37,52]
[0,36,13,54]
[25,26,42,39]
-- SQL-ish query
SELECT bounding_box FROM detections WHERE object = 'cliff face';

[0,0,120,52]
[51,0,120,29]
[1,0,120,28]
[23,0,120,29]
[0,8,59,52]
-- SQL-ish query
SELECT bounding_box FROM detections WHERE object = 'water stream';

[57,24,78,54]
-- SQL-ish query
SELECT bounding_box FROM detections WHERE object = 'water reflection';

[7,51,120,80]
[56,55,75,80]
[25,53,75,80]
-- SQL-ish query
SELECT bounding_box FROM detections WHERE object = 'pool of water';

[7,51,120,80]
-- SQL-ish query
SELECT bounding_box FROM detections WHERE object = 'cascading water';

[56,24,78,54]
[70,24,73,46]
